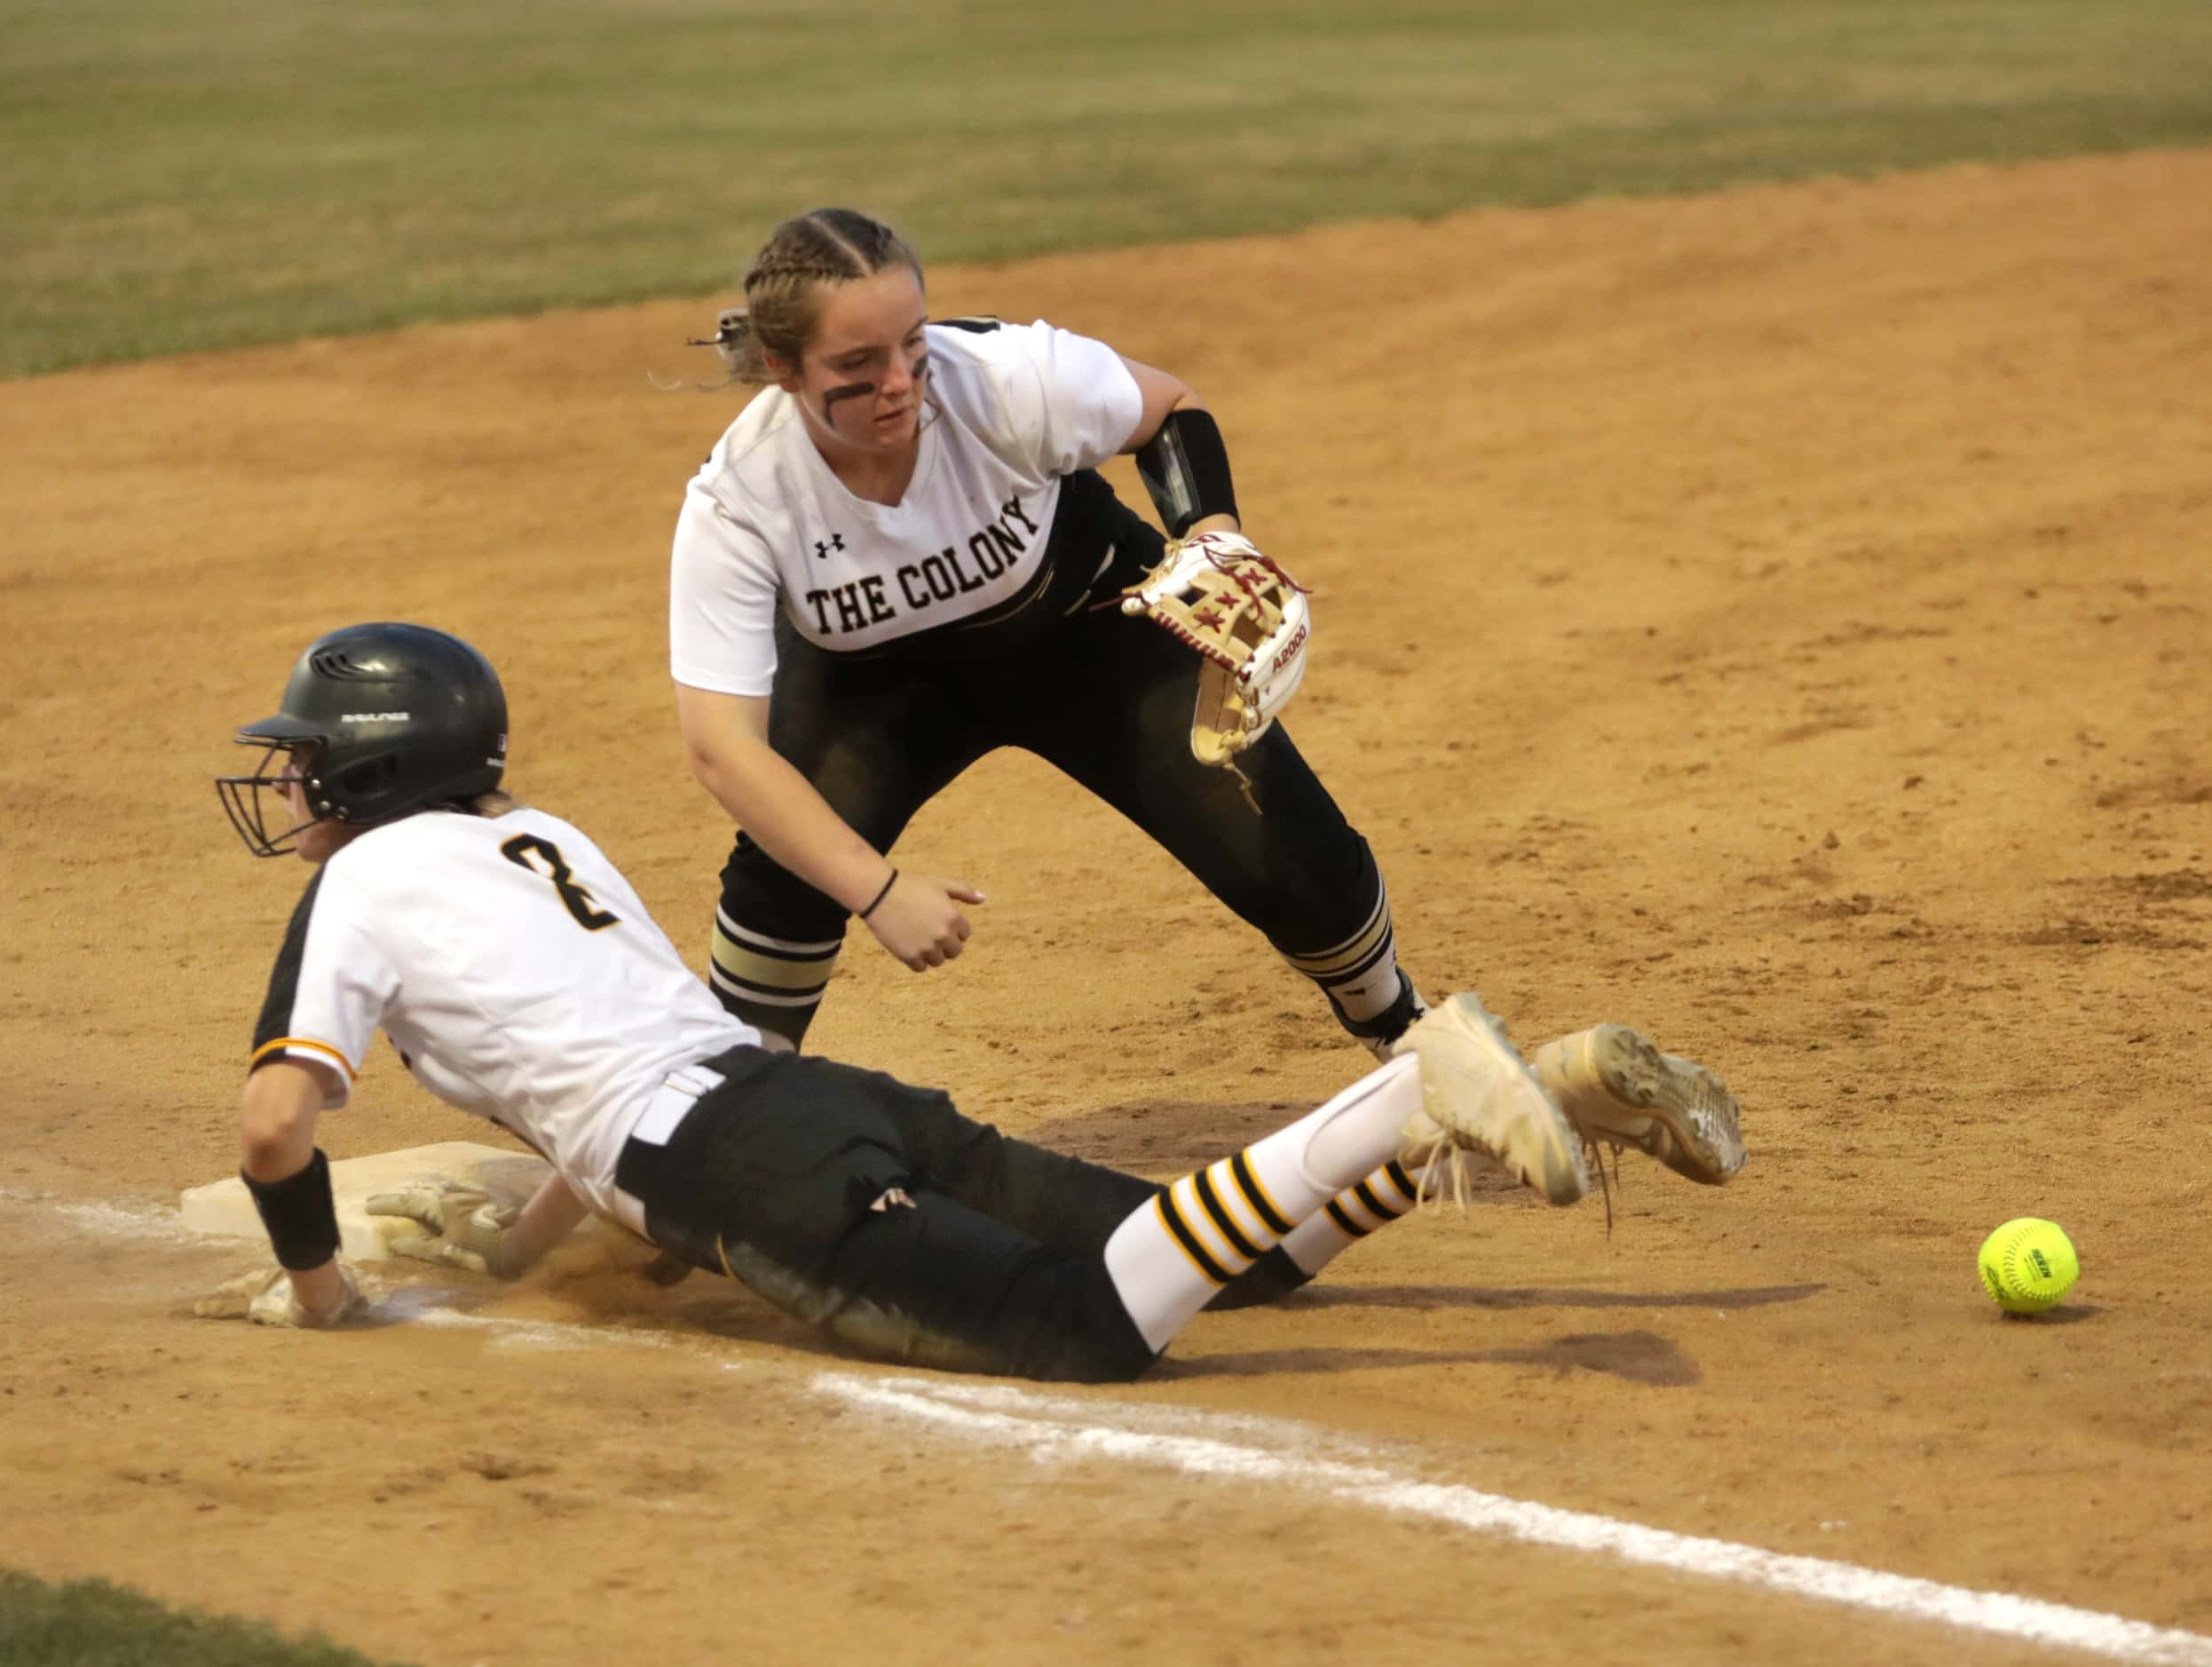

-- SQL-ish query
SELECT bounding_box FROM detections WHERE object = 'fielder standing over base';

[204,624,1743,1374]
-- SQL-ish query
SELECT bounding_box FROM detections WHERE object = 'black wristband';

[243,1147,343,1271]
[857,868,899,920]
[1134,407,1239,539]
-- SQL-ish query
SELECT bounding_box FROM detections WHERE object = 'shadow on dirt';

[1171,1327,1702,1385]
[1995,1302,2103,1324]
[1284,1281,1825,1312]
[1021,1102,1534,1199]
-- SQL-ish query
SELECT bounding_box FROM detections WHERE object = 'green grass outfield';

[6,0,2212,376]
[4,4,2207,1662]
[0,1568,414,1667]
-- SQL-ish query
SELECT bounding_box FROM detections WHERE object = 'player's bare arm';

[506,1173,590,1266]
[675,683,982,971]
[238,1059,357,1323]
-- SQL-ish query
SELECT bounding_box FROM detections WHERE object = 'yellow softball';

[1977,1217,2079,1315]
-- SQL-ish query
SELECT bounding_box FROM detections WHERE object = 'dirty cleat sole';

[1536,1024,1747,1185]
[1400,995,1589,1205]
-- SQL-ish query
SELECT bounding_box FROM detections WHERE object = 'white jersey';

[249,807,758,1226]
[668,318,1144,696]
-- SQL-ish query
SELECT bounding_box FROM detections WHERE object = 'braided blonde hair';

[701,209,925,385]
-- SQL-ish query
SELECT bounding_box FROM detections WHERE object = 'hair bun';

[683,307,754,375]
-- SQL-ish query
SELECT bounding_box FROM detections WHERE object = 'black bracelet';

[243,1147,343,1271]
[857,868,899,920]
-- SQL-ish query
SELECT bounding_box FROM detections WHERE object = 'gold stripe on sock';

[1228,1150,1294,1236]
[1202,1158,1276,1250]
[1192,1167,1263,1260]
[1381,1160,1420,1208]
[1353,1177,1410,1221]
[1154,1193,1230,1285]
[1331,1187,1393,1232]
[1174,1176,1256,1274]
[1324,1199,1372,1238]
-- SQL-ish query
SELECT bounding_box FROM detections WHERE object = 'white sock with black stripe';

[1102,1055,1424,1351]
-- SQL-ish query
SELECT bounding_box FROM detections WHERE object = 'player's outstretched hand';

[194,1263,366,1328]
[864,872,984,971]
[366,1182,525,1277]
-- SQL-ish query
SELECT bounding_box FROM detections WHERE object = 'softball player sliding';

[206,624,1741,1372]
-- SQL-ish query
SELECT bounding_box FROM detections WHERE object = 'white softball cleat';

[1530,1024,1747,1185]
[1394,993,1590,1206]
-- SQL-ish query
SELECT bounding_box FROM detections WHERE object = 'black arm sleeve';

[1134,407,1239,539]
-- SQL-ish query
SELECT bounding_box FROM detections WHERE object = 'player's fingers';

[437,1243,492,1276]
[468,1202,521,1236]
[364,1188,446,1231]
[947,881,987,905]
[369,1211,439,1245]
[245,1276,304,1326]
[950,911,971,942]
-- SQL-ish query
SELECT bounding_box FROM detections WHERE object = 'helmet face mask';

[217,623,509,859]
[217,739,328,858]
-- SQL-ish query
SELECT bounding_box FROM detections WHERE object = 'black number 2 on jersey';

[500,834,620,931]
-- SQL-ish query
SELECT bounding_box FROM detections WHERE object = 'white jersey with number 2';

[249,807,757,1224]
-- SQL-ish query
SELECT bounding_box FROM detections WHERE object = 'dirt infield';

[3,151,2208,1665]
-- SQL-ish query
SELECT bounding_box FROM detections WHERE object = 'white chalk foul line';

[33,1188,2200,1662]
[818,1373,2212,1667]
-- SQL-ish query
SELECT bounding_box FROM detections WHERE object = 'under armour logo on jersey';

[813,533,846,559]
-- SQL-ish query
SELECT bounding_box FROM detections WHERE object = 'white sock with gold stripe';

[1275,1157,1428,1275]
[1102,1055,1423,1351]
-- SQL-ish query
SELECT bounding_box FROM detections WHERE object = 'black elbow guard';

[244,1147,343,1271]
[1135,408,1239,539]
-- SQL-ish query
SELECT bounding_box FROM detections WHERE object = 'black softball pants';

[710,474,1386,1045]
[613,1045,1288,1381]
